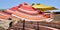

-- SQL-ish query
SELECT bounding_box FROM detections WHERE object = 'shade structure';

[3,6,19,14]
[18,3,39,15]
[0,6,19,20]
[11,3,53,22]
[0,7,16,29]
[11,11,53,22]
[32,4,57,12]
[0,12,10,20]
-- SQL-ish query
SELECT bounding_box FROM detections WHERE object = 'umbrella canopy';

[0,12,10,20]
[32,3,57,12]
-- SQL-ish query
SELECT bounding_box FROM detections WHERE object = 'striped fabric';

[10,3,53,21]
[3,6,18,14]
[18,8,39,15]
[0,6,19,20]
[0,6,19,29]
[18,4,39,15]
[0,3,53,22]
[0,12,10,20]
[11,11,51,21]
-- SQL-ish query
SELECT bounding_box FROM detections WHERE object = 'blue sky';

[0,0,60,12]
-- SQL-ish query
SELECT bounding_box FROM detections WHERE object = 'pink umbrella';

[0,12,10,20]
[11,3,53,30]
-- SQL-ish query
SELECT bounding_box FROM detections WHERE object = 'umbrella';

[32,3,57,12]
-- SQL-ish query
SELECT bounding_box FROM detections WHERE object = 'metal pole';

[23,20,25,30]
[37,22,39,30]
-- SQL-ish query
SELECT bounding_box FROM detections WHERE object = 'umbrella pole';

[23,20,25,30]
[37,21,39,30]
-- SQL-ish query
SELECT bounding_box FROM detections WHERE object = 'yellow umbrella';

[32,3,57,12]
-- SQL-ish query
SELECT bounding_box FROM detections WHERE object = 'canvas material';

[0,19,13,29]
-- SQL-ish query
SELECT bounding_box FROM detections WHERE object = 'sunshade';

[32,4,57,11]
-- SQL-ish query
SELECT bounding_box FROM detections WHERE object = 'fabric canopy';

[32,4,57,11]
